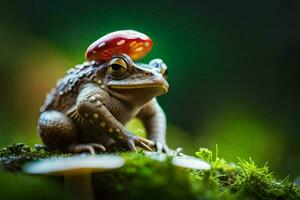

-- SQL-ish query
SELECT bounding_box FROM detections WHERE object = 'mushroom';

[85,30,153,62]
[23,154,125,200]
[144,151,210,170]
[171,155,211,170]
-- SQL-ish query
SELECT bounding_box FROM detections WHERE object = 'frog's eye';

[108,57,128,77]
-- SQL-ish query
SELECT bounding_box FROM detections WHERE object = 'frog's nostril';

[143,72,151,77]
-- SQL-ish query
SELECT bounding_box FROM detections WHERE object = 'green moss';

[0,143,71,172]
[93,152,213,200]
[0,143,299,200]
[195,147,300,200]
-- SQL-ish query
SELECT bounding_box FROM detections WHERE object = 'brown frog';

[38,30,170,153]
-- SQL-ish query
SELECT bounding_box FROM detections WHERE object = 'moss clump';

[234,159,299,200]
[195,147,300,200]
[0,143,299,200]
[93,152,214,200]
[0,143,70,172]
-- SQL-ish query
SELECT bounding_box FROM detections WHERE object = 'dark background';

[0,0,299,178]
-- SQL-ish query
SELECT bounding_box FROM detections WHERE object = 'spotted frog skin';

[38,54,169,153]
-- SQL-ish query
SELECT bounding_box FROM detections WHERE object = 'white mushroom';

[144,151,211,170]
[172,155,211,170]
[23,154,125,200]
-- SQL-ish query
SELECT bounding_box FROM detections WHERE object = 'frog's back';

[40,62,99,113]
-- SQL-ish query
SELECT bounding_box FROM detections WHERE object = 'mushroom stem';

[64,173,94,200]
[23,155,125,200]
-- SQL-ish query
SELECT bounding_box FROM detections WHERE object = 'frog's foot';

[68,143,106,154]
[123,135,155,152]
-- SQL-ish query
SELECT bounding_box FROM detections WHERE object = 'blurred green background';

[0,0,299,178]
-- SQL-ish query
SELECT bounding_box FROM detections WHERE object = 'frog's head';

[100,54,169,105]
[86,30,169,105]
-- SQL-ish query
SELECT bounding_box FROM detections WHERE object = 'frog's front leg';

[137,98,170,153]
[73,86,154,152]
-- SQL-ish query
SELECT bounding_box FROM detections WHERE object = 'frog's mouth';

[110,84,168,93]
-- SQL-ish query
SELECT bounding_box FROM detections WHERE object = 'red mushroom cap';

[85,30,153,63]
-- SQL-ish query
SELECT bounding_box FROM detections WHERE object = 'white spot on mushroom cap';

[23,155,125,175]
[98,42,105,48]
[117,40,125,45]
[144,42,150,47]
[172,156,211,170]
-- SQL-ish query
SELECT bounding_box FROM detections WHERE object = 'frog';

[38,53,170,154]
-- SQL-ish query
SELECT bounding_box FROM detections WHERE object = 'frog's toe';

[154,141,170,154]
[138,141,153,152]
[127,140,137,152]
[124,135,154,152]
[68,143,106,154]
[90,143,106,152]
[69,144,96,154]
[134,136,155,152]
